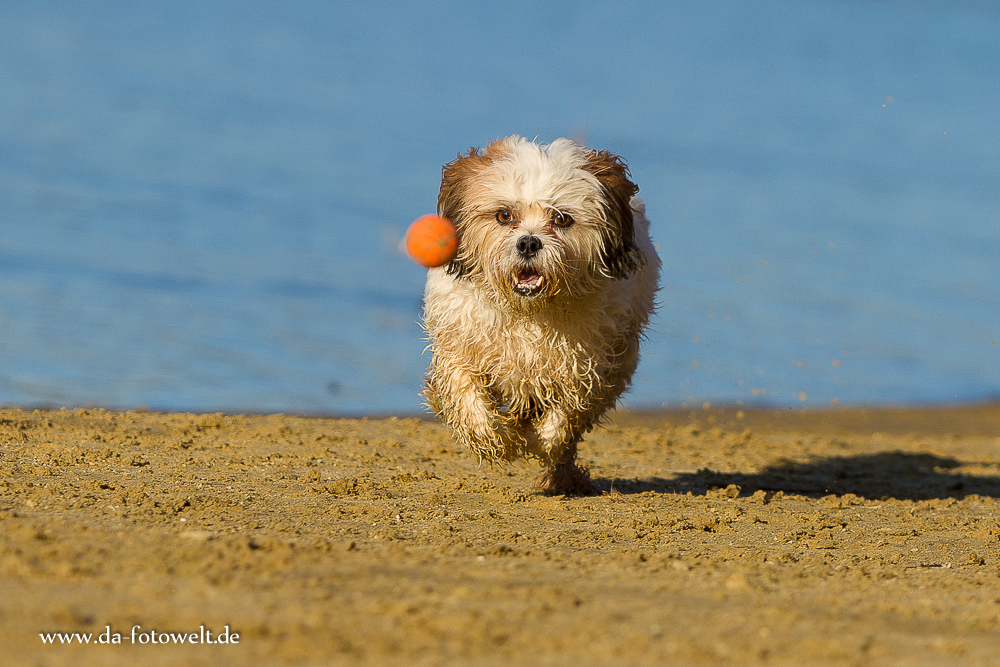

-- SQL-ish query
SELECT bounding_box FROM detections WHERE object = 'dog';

[421,136,660,494]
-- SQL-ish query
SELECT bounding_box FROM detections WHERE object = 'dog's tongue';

[517,269,541,286]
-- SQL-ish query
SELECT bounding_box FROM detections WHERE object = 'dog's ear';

[438,146,493,277]
[581,149,643,280]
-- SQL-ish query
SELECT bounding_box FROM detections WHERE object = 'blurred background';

[1,1,998,415]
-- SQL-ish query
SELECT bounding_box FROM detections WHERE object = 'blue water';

[1,1,998,414]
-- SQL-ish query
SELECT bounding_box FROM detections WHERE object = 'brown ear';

[580,149,643,280]
[438,146,493,277]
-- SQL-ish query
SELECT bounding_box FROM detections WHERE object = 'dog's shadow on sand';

[591,451,1000,501]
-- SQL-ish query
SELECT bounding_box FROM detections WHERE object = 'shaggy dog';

[421,136,660,494]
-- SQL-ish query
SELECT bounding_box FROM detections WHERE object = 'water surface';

[1,1,998,414]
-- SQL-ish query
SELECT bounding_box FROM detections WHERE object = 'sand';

[3,403,1000,666]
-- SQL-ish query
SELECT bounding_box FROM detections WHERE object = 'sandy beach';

[4,404,1000,666]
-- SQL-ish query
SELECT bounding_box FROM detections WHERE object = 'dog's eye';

[496,208,514,225]
[553,211,574,228]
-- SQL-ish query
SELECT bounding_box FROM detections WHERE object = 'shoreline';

[9,396,1000,425]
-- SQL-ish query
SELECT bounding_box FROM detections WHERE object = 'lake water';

[2,1,999,415]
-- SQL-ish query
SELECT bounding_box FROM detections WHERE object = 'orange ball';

[405,214,459,268]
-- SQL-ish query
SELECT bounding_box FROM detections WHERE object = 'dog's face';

[438,136,642,313]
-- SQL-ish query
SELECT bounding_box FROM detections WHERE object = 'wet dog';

[422,136,660,494]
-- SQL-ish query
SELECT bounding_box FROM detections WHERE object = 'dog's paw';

[536,461,594,496]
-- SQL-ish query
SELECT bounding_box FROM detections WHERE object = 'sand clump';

[3,404,1000,665]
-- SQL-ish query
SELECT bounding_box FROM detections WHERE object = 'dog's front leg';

[425,364,523,462]
[533,409,593,495]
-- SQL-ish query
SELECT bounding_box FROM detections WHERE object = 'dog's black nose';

[516,235,543,258]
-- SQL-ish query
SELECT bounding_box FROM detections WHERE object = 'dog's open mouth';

[513,268,545,297]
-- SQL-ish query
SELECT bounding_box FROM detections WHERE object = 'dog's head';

[437,136,642,312]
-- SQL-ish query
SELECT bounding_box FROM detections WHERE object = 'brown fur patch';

[580,150,643,280]
[437,145,500,277]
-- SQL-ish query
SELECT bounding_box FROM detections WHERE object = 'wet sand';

[3,404,1000,666]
